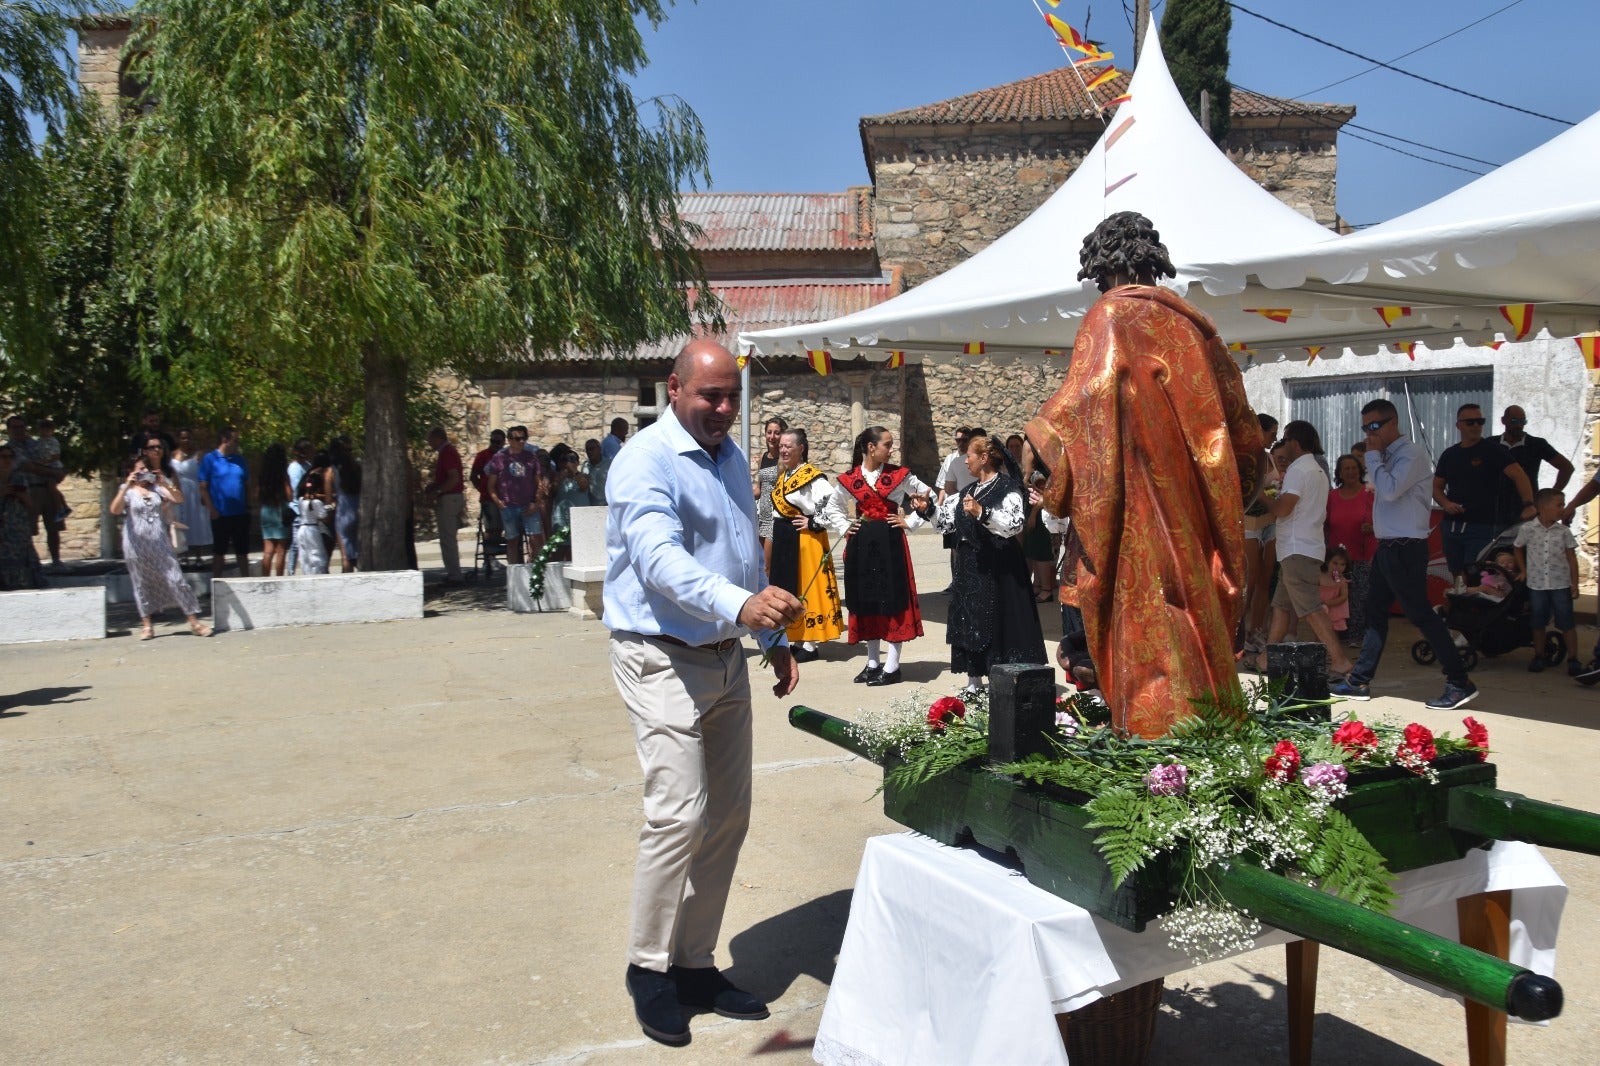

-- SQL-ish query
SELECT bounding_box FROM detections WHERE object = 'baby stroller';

[1411,530,1566,671]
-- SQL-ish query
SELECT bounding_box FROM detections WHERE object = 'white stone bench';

[564,506,608,621]
[0,587,106,643]
[211,571,423,631]
[506,563,572,613]
[52,571,210,605]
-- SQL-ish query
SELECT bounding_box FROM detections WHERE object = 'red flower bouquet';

[926,696,967,732]
[1332,720,1379,760]
[1462,717,1490,761]
[1263,740,1302,783]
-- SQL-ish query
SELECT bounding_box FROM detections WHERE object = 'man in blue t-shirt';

[199,426,252,578]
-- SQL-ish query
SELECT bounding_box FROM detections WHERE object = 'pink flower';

[1332,720,1378,760]
[926,696,967,733]
[1145,763,1189,797]
[1055,710,1078,738]
[1463,717,1490,761]
[1299,761,1348,798]
[1264,740,1302,783]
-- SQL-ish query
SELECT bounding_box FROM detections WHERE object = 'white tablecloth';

[814,832,1567,1066]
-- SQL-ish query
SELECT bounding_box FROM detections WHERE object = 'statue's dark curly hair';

[1077,211,1177,292]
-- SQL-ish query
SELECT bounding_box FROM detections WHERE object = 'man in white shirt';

[1259,421,1354,677]
[604,339,803,1047]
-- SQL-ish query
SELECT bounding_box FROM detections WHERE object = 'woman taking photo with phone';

[112,439,211,640]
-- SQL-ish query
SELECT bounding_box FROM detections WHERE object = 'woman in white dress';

[293,466,332,575]
[111,440,211,640]
[170,428,212,560]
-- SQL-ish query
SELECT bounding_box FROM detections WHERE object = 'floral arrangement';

[526,526,571,602]
[847,680,1491,963]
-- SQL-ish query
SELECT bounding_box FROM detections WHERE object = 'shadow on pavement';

[1150,973,1441,1065]
[0,685,91,718]
[725,889,853,1005]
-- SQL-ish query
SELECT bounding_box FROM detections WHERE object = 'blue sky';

[629,0,1599,227]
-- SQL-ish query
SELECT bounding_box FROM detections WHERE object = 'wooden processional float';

[790,658,1600,1041]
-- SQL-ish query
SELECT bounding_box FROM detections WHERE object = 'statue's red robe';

[1027,284,1264,738]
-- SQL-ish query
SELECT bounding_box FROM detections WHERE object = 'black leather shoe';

[866,668,902,686]
[669,965,770,1020]
[626,964,690,1046]
[853,664,882,684]
[790,645,819,663]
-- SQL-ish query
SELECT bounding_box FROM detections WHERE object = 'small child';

[34,418,70,525]
[1462,548,1518,601]
[293,468,332,576]
[1514,488,1582,675]
[1319,546,1351,636]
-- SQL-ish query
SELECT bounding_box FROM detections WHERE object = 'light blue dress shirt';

[602,406,782,648]
[1365,434,1435,540]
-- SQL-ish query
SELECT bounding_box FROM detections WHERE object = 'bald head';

[669,340,741,453]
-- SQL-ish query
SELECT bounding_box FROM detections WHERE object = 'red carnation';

[1399,722,1438,766]
[1264,740,1302,783]
[1332,720,1378,760]
[927,696,967,732]
[1463,717,1490,762]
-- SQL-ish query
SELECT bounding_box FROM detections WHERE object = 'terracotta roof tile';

[679,190,875,253]
[862,66,1350,126]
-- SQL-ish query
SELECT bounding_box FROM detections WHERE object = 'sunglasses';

[1458,418,1486,427]
[1504,418,1527,426]
[1361,417,1391,434]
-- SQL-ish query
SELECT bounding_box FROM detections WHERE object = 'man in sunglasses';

[1333,399,1478,710]
[1488,405,1573,525]
[1432,403,1534,588]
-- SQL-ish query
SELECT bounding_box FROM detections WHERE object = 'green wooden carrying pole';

[789,706,880,763]
[1212,863,1562,1021]
[1449,786,1600,856]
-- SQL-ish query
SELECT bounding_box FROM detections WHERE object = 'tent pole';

[1135,0,1150,62]
[741,359,751,463]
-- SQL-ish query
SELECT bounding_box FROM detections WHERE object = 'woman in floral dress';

[112,440,211,640]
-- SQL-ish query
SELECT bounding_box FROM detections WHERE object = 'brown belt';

[653,634,740,653]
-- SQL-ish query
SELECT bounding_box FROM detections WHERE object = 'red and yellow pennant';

[884,350,904,369]
[1043,0,1061,6]
[1082,65,1119,91]
[962,341,986,355]
[1499,304,1535,341]
[1226,342,1254,354]
[1483,340,1505,352]
[1073,52,1115,68]
[1105,92,1132,108]
[1304,345,1323,363]
[1245,308,1293,324]
[806,349,833,376]
[1043,347,1066,356]
[1045,13,1107,58]
[1577,333,1600,371]
[735,353,748,371]
[1374,305,1411,327]
[1396,341,1417,360]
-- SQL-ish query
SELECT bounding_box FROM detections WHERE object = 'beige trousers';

[610,633,752,972]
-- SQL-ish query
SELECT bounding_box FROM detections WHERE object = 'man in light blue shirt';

[605,340,803,1048]
[1333,398,1476,710]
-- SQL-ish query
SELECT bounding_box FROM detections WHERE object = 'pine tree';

[124,0,717,570]
[1161,0,1232,143]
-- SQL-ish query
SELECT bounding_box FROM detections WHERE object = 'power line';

[1339,127,1487,177]
[1228,1,1574,126]
[1296,0,1529,98]
[1344,122,1501,169]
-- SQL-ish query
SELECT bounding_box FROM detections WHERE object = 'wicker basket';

[1054,978,1164,1066]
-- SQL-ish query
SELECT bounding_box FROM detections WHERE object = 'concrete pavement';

[1,529,1596,1064]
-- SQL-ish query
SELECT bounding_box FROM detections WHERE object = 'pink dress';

[1319,574,1350,629]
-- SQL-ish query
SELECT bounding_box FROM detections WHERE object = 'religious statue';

[1026,212,1265,738]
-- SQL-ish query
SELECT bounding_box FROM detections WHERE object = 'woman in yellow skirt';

[769,428,845,662]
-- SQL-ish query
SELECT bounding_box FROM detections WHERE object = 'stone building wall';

[1224,124,1342,228]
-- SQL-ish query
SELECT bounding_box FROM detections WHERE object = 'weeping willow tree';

[124,0,717,570]
[1162,0,1232,143]
[0,0,86,363]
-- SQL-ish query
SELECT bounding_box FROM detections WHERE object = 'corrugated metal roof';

[680,190,875,252]
[624,273,902,361]
[862,67,1351,126]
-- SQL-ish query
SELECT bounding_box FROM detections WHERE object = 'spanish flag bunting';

[963,341,986,355]
[1498,303,1535,341]
[1304,346,1323,363]
[1073,51,1114,67]
[884,350,904,369]
[735,353,748,371]
[1045,13,1101,57]
[1397,341,1416,360]
[1105,93,1132,108]
[1484,340,1504,351]
[1083,65,1119,91]
[1577,333,1600,370]
[1226,342,1254,354]
[1374,305,1411,327]
[1043,0,1060,6]
[806,349,833,376]
[1245,308,1293,324]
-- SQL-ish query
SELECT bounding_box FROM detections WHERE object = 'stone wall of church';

[1224,124,1342,228]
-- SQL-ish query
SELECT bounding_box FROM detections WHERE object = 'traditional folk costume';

[828,464,930,679]
[769,463,845,652]
[934,471,1047,688]
[1027,284,1265,739]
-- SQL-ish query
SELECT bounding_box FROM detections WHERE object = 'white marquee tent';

[740,24,1600,365]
